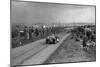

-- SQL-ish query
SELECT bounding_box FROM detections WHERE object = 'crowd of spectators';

[70,24,96,50]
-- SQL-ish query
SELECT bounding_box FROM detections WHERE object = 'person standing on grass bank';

[82,36,87,47]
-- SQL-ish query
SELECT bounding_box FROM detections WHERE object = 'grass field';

[44,35,96,64]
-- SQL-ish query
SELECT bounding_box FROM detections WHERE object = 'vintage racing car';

[45,34,59,44]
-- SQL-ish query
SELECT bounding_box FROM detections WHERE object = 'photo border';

[10,0,96,67]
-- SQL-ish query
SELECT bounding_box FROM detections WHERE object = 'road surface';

[11,33,69,66]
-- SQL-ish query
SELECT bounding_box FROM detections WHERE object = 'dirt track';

[11,32,68,66]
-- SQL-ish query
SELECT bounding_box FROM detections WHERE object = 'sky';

[11,1,95,25]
